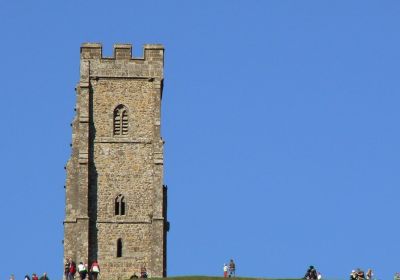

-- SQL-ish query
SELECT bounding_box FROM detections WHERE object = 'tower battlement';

[80,43,164,62]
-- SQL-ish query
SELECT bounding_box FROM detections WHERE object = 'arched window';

[117,238,123,258]
[113,105,128,136]
[115,194,126,216]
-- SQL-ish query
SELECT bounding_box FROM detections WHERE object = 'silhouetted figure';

[304,265,318,280]
[229,259,236,277]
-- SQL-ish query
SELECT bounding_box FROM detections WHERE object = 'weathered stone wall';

[94,143,154,220]
[91,79,155,140]
[64,43,167,279]
[97,223,152,278]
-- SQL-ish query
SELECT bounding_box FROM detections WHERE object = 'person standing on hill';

[64,258,70,280]
[78,262,87,280]
[223,264,228,278]
[39,273,49,280]
[140,266,148,278]
[68,259,76,280]
[303,265,317,280]
[357,269,366,280]
[90,260,100,280]
[229,259,236,277]
[366,269,373,280]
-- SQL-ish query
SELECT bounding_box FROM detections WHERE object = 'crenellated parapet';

[80,43,164,80]
[81,43,163,66]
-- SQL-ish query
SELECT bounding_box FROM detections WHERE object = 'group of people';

[129,267,149,279]
[303,265,322,280]
[24,274,49,280]
[222,259,236,278]
[65,257,149,280]
[13,259,395,280]
[303,266,375,280]
[350,268,374,280]
[64,258,100,280]
[10,274,49,280]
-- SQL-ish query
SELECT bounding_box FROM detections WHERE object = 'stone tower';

[63,43,167,279]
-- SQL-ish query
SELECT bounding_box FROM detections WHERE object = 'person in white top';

[78,262,87,280]
[223,264,228,278]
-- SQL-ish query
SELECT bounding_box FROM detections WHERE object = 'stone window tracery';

[115,194,125,215]
[113,105,128,136]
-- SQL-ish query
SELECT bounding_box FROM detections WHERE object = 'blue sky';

[1,1,400,279]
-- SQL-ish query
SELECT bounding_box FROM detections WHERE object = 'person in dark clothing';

[140,267,148,278]
[39,273,49,280]
[304,265,318,280]
[64,259,70,280]
[356,270,365,280]
[229,259,236,277]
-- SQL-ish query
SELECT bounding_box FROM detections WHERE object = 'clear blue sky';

[0,1,399,279]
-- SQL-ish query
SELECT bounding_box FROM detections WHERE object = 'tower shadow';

[88,86,98,263]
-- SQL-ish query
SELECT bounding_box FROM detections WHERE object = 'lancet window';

[113,105,129,136]
[115,194,126,216]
